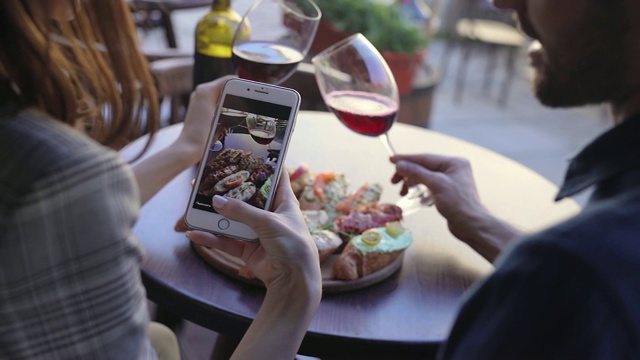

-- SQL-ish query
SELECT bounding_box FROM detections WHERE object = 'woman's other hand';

[173,76,235,164]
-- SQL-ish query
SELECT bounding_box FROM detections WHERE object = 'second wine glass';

[246,114,277,145]
[231,0,321,85]
[312,33,433,209]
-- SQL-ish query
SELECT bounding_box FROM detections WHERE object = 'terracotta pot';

[310,20,354,55]
[310,20,426,95]
[382,50,426,96]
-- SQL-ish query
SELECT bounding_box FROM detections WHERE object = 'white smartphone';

[185,78,301,241]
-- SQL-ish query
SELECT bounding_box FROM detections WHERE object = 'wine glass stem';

[380,132,435,208]
[379,133,396,157]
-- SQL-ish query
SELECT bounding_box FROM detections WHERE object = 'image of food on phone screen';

[192,94,293,212]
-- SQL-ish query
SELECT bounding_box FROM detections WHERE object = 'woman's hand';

[186,174,321,290]
[391,154,523,262]
[186,174,321,360]
[172,76,235,164]
[129,76,235,204]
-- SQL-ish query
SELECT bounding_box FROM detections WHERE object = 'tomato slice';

[313,173,336,202]
[289,163,309,182]
[336,184,369,213]
[224,174,244,189]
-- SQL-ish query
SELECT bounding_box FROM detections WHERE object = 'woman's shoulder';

[3,108,105,160]
[2,107,128,169]
[0,108,134,209]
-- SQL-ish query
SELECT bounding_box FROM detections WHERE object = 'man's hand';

[391,154,523,262]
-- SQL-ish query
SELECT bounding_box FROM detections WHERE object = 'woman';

[0,1,321,359]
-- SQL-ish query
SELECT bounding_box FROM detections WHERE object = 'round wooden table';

[120,111,580,359]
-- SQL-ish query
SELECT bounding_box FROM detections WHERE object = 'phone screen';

[192,93,293,213]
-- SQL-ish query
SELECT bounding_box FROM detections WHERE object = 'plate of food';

[195,148,274,207]
[177,163,414,293]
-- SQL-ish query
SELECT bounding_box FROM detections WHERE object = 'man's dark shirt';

[439,116,640,359]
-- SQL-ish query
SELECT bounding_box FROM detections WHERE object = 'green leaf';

[314,0,429,53]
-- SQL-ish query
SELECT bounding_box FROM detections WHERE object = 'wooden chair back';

[149,59,327,124]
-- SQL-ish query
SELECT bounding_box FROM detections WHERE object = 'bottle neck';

[211,0,231,11]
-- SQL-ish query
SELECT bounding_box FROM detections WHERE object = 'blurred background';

[131,0,609,205]
[129,0,609,358]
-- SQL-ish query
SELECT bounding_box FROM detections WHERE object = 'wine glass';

[231,0,321,85]
[246,114,277,145]
[311,33,433,210]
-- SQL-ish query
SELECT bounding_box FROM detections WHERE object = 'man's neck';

[610,91,640,124]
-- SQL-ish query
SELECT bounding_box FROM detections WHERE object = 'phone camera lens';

[247,88,250,91]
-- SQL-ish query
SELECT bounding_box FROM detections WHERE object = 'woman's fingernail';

[212,195,228,210]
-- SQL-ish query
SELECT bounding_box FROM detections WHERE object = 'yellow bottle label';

[195,9,243,58]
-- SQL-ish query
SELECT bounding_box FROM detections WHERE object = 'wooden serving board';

[193,244,404,293]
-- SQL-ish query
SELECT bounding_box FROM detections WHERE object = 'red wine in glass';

[249,129,276,145]
[313,34,433,209]
[232,41,304,84]
[325,90,398,137]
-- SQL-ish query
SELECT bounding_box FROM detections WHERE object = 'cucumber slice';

[385,221,406,237]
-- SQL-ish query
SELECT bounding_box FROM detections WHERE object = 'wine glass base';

[395,184,434,216]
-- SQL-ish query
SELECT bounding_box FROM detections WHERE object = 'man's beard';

[532,5,629,108]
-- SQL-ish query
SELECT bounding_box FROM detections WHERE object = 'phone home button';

[217,219,230,230]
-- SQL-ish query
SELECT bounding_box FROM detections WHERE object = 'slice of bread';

[333,225,413,280]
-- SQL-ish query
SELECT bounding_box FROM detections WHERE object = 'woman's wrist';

[264,283,321,319]
[265,256,322,307]
[230,261,321,360]
[168,138,203,167]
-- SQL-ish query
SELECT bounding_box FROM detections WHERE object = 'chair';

[149,58,326,124]
[128,0,211,48]
[439,0,526,106]
[149,56,193,124]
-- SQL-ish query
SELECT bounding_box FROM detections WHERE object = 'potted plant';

[312,0,429,95]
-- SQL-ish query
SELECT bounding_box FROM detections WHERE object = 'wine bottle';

[193,0,242,89]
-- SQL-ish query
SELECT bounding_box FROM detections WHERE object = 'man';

[391,0,640,358]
